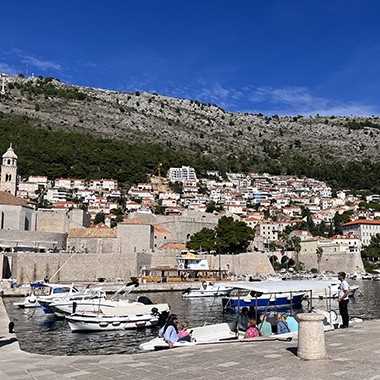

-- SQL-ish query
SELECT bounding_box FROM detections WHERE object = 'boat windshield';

[52,287,72,294]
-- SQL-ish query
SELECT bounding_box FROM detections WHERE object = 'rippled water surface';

[4,280,380,356]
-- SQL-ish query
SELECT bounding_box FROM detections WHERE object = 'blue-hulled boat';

[221,280,338,313]
[222,293,304,313]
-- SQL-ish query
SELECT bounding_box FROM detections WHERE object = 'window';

[7,159,10,165]
[24,217,30,231]
[1,212,4,229]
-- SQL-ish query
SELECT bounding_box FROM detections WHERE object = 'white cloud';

[249,86,376,116]
[20,55,62,71]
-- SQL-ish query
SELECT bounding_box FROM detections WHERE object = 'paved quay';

[1,300,380,380]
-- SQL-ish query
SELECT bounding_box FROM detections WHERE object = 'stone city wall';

[7,252,138,283]
[148,251,274,275]
[36,208,90,234]
[0,230,67,250]
[298,251,364,273]
[67,236,119,254]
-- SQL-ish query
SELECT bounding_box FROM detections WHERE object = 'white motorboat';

[139,312,335,352]
[182,281,233,298]
[373,274,380,281]
[51,281,169,317]
[66,300,166,332]
[13,282,79,309]
[49,288,107,317]
[362,273,373,280]
[13,293,40,309]
[66,312,158,332]
[52,297,169,318]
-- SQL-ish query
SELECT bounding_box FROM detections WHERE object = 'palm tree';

[316,247,323,273]
[289,237,301,271]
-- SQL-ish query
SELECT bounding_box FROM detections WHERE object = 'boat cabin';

[140,267,229,283]
[176,251,209,270]
[30,282,78,296]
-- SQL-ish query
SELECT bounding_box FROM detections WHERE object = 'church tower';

[0,144,17,196]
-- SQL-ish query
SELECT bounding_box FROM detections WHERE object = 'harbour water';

[4,280,380,356]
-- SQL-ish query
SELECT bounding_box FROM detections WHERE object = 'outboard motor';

[8,321,14,334]
[137,296,153,305]
[157,310,170,328]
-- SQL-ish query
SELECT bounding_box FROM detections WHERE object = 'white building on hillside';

[167,166,197,183]
[342,219,380,246]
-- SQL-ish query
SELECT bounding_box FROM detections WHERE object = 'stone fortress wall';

[3,250,274,283]
[299,251,364,274]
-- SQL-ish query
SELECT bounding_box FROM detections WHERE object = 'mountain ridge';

[0,75,379,164]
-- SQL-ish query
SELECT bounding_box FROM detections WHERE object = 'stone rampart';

[150,251,274,275]
[8,252,137,283]
[0,231,67,250]
[298,251,364,273]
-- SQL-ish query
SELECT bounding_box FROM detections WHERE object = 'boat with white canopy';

[222,280,359,312]
[140,280,337,352]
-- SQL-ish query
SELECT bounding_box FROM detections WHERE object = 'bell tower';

[0,143,17,195]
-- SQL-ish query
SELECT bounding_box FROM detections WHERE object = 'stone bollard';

[297,313,327,360]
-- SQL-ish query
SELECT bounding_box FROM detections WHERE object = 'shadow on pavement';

[286,347,298,357]
[0,337,18,348]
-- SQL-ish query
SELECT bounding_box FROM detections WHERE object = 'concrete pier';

[1,299,380,380]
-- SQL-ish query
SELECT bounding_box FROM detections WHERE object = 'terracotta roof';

[342,219,380,226]
[154,224,171,235]
[0,191,29,207]
[68,226,117,238]
[159,242,186,250]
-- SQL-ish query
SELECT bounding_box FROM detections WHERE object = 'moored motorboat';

[140,281,343,352]
[222,292,304,313]
[182,281,233,298]
[51,281,169,317]
[13,293,40,309]
[66,312,158,332]
[49,288,107,317]
[139,314,335,352]
[14,282,79,310]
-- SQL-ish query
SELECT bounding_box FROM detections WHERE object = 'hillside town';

[0,143,379,284]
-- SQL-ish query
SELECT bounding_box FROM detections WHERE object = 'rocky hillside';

[1,75,379,164]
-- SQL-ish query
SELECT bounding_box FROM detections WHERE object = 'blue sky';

[1,1,380,115]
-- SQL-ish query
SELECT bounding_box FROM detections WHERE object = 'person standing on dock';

[338,272,350,328]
